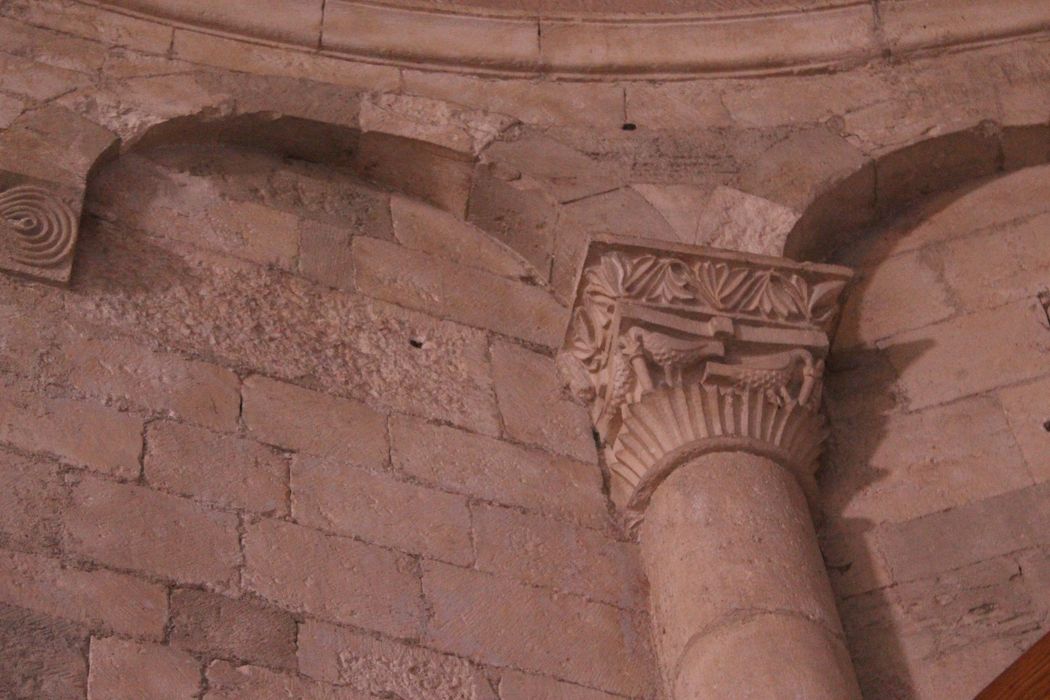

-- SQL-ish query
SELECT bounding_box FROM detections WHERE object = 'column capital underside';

[559,234,852,525]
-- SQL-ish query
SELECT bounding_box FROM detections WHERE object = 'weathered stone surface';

[631,183,709,244]
[491,340,596,463]
[818,518,892,599]
[876,483,1050,583]
[466,169,557,277]
[298,218,355,291]
[0,603,87,700]
[483,131,623,203]
[243,375,388,468]
[0,548,166,640]
[999,373,1050,482]
[242,518,422,637]
[298,620,495,700]
[64,475,241,588]
[473,503,644,608]
[694,185,799,256]
[824,395,1032,523]
[353,236,567,348]
[0,382,142,479]
[0,449,66,552]
[390,415,609,529]
[498,671,623,700]
[0,94,23,128]
[145,421,289,516]
[360,93,514,155]
[205,660,369,700]
[87,636,200,700]
[883,298,1050,410]
[291,455,473,564]
[170,589,297,669]
[422,561,652,696]
[391,194,536,281]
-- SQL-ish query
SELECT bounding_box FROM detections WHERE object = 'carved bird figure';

[704,349,821,407]
[627,327,726,387]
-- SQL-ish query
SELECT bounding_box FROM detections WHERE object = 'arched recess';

[783,123,1050,698]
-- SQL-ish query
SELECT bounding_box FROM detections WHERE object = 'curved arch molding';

[86,0,1050,78]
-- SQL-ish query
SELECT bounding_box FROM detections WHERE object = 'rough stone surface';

[87,636,200,700]
[0,449,67,552]
[170,589,297,669]
[298,620,495,700]
[0,603,87,700]
[205,660,369,700]
[242,518,422,637]
[498,671,624,700]
[291,455,473,564]
[145,421,289,516]
[999,373,1050,482]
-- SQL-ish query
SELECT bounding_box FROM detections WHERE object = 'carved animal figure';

[627,327,725,387]
[703,349,823,407]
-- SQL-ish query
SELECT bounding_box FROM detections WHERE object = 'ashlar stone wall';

[821,165,1050,699]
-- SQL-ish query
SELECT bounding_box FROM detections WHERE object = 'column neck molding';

[559,234,852,526]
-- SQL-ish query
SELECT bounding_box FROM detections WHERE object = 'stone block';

[242,374,388,468]
[203,199,300,269]
[0,384,142,479]
[0,94,23,129]
[359,93,514,156]
[88,636,200,700]
[466,168,557,276]
[242,518,421,637]
[0,603,87,700]
[498,671,623,700]
[298,218,354,290]
[391,194,536,281]
[145,421,289,516]
[60,337,241,432]
[823,395,1032,524]
[389,415,608,529]
[353,236,567,348]
[883,298,1050,410]
[298,619,494,700]
[422,561,651,696]
[0,449,66,551]
[625,81,732,131]
[2,0,174,54]
[999,374,1050,482]
[694,185,799,256]
[483,131,624,203]
[291,455,472,564]
[112,0,322,45]
[491,340,596,463]
[473,503,644,608]
[64,475,240,588]
[631,183,710,245]
[834,248,956,350]
[170,589,296,669]
[0,548,166,640]
[876,483,1050,583]
[205,660,369,700]
[818,518,893,599]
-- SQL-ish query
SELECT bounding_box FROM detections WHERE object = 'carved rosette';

[560,235,852,525]
[0,175,82,284]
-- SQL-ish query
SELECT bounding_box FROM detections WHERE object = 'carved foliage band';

[0,185,77,267]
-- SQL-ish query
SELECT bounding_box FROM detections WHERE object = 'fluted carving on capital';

[560,235,852,524]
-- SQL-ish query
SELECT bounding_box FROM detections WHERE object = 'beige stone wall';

[1,2,1049,698]
[821,166,1050,698]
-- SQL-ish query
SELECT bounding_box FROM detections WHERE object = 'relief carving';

[562,235,852,522]
[0,178,81,284]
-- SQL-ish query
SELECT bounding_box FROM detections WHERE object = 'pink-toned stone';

[145,421,289,516]
[63,475,240,588]
[242,374,388,468]
[498,671,623,700]
[422,561,652,696]
[483,131,624,203]
[491,340,596,463]
[694,185,799,256]
[631,183,709,244]
[298,619,495,700]
[87,636,200,700]
[466,169,556,277]
[170,589,296,669]
[205,660,369,700]
[292,455,472,564]
[0,603,87,699]
[0,448,66,551]
[204,199,300,269]
[242,518,421,637]
[999,373,1050,482]
[0,384,143,479]
[0,548,166,640]
[390,415,608,529]
[352,236,567,348]
[473,503,644,608]
[298,218,355,291]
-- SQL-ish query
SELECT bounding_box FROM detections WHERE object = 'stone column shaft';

[560,234,860,698]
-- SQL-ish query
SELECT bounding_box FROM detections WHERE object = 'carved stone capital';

[560,234,852,524]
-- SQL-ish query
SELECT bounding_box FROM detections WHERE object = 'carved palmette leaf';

[623,255,695,304]
[568,306,605,367]
[695,261,752,309]
[808,279,848,324]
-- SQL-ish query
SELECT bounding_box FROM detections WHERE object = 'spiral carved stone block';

[0,181,81,283]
